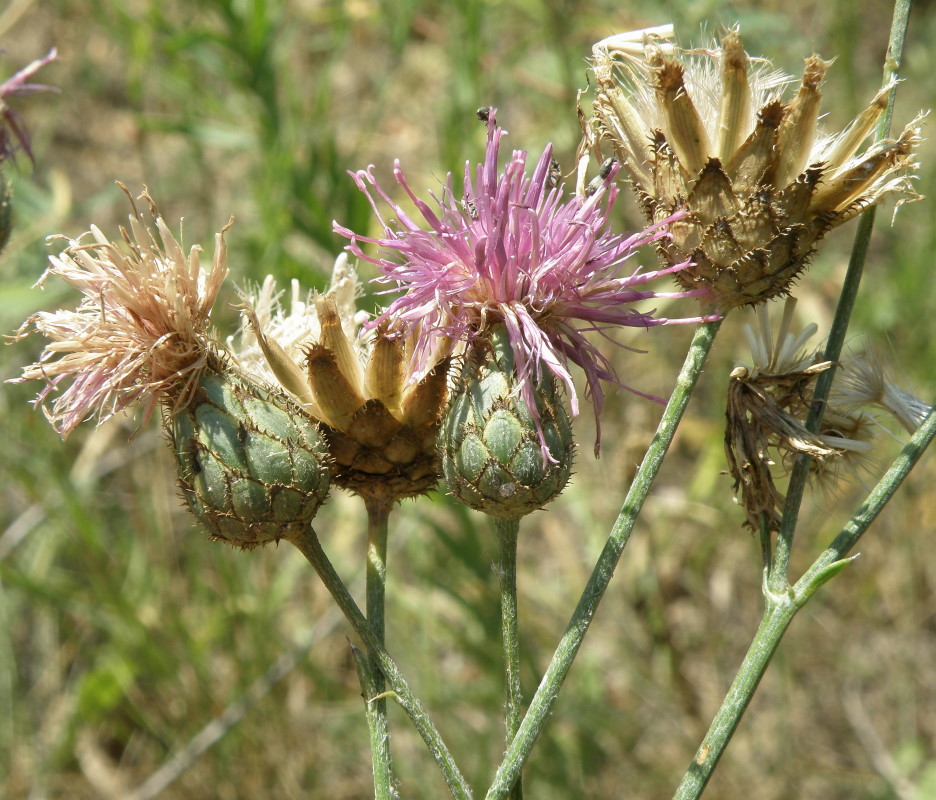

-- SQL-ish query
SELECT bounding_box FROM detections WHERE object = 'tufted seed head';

[589,26,923,310]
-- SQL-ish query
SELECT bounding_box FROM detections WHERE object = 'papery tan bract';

[231,256,451,505]
[589,27,924,310]
[305,298,451,503]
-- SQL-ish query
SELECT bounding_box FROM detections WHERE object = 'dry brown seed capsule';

[589,26,923,310]
[725,298,878,531]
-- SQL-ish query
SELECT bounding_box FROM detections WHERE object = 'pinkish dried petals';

[10,189,231,437]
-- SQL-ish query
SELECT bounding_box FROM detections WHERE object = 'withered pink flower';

[0,47,58,163]
[10,189,231,437]
[335,111,716,455]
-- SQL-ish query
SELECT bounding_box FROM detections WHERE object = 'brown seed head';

[724,298,879,531]
[590,27,923,310]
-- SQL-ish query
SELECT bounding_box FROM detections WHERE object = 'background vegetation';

[2,0,935,797]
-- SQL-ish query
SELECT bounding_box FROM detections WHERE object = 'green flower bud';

[440,326,574,519]
[170,366,331,548]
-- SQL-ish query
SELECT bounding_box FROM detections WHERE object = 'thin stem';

[672,405,935,800]
[671,599,798,800]
[364,496,395,800]
[494,515,523,800]
[484,318,723,799]
[795,407,936,599]
[769,0,913,593]
[290,527,474,800]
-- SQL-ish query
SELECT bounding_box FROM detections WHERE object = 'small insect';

[476,106,491,123]
[462,196,478,219]
[585,157,617,197]
[547,158,562,189]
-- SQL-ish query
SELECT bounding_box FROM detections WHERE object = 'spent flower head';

[10,187,231,437]
[723,298,928,530]
[230,255,450,502]
[335,110,716,456]
[0,47,58,164]
[588,26,924,309]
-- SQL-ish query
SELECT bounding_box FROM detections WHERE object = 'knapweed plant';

[7,3,934,797]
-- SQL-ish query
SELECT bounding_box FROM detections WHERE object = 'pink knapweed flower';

[334,111,716,455]
[10,189,231,437]
[0,47,58,163]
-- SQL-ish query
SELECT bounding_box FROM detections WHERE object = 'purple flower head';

[334,110,716,456]
[0,47,58,164]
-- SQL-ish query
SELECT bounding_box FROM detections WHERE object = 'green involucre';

[170,367,331,546]
[440,326,574,519]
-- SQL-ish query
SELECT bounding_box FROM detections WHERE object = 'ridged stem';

[364,496,395,800]
[484,318,723,799]
[494,515,524,800]
[676,8,916,792]
[291,527,473,800]
[768,0,912,594]
[672,405,935,800]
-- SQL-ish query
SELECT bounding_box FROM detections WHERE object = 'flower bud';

[170,365,331,548]
[441,326,574,519]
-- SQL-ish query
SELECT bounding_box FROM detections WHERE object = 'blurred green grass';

[2,0,936,798]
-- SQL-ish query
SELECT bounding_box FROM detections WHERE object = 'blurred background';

[2,0,935,797]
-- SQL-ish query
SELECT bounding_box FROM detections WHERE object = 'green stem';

[494,516,523,800]
[671,598,798,800]
[672,405,935,800]
[794,407,936,601]
[769,0,913,594]
[291,528,473,800]
[484,318,723,799]
[364,496,395,800]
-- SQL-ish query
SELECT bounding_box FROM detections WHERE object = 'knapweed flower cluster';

[229,257,451,505]
[335,111,715,462]
[11,189,332,547]
[588,26,923,309]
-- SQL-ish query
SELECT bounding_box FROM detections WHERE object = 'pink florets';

[334,110,716,456]
[0,47,58,164]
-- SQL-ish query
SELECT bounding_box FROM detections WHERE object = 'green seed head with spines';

[440,326,574,519]
[170,366,331,548]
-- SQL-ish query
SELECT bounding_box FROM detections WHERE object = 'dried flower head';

[10,187,231,437]
[725,298,874,530]
[0,47,58,163]
[230,255,450,503]
[335,111,715,457]
[588,26,924,309]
